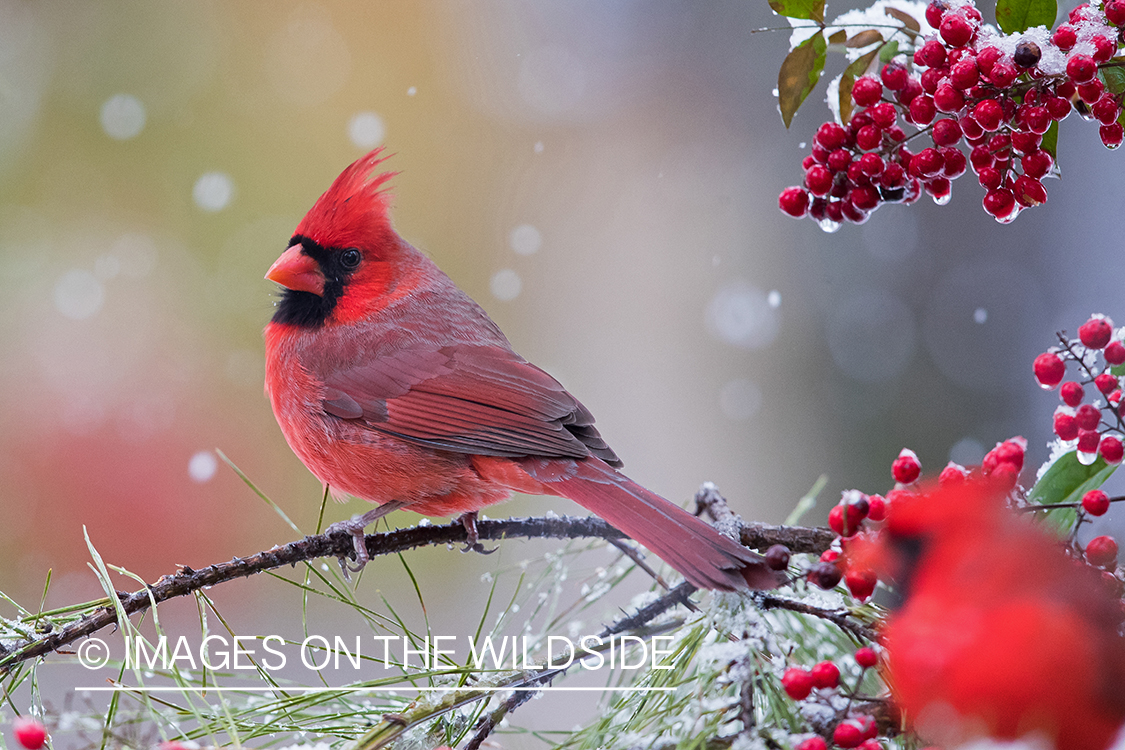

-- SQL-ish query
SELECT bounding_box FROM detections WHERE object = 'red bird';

[861,481,1125,750]
[263,149,775,591]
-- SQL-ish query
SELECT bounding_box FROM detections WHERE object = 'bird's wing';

[321,344,621,465]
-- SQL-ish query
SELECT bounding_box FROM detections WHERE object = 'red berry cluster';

[1035,315,1125,466]
[783,649,883,750]
[778,0,1125,229]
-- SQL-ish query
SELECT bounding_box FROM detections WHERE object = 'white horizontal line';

[76,686,672,693]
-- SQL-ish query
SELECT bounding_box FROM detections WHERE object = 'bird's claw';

[327,519,371,579]
[462,541,498,555]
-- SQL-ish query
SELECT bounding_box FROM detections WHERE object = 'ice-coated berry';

[810,561,843,589]
[1033,352,1066,387]
[1083,489,1112,516]
[829,503,863,537]
[1021,149,1053,179]
[1078,429,1101,454]
[909,94,937,126]
[1106,341,1125,365]
[1106,0,1125,25]
[1101,123,1125,149]
[949,59,980,89]
[973,99,1004,131]
[833,720,865,749]
[1054,412,1079,440]
[1067,54,1097,84]
[852,76,884,106]
[1077,403,1102,430]
[855,646,878,668]
[1080,317,1114,349]
[892,448,921,484]
[779,187,810,217]
[1014,40,1042,67]
[940,13,974,47]
[866,494,886,521]
[1061,381,1085,406]
[782,667,815,700]
[1086,535,1119,568]
[796,738,829,750]
[845,568,878,601]
[932,118,962,146]
[1096,372,1119,395]
[1101,435,1124,464]
[1053,24,1078,50]
[881,62,910,91]
[1013,175,1046,207]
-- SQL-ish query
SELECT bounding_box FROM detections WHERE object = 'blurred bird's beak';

[266,244,325,296]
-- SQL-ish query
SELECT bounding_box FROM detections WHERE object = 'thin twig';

[756,593,878,643]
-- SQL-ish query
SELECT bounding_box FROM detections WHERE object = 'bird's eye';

[340,248,362,270]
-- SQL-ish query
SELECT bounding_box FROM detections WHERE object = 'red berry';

[855,646,878,668]
[815,122,847,150]
[992,438,1026,471]
[926,0,948,27]
[919,39,947,67]
[13,719,46,750]
[938,461,968,486]
[1046,94,1072,120]
[909,94,937,126]
[857,153,885,177]
[913,147,945,176]
[1053,24,1078,50]
[1080,317,1114,349]
[866,494,886,521]
[940,13,974,47]
[1033,352,1066,387]
[1107,0,1125,25]
[856,124,883,151]
[796,738,829,750]
[881,62,910,91]
[869,102,897,127]
[1011,130,1041,153]
[834,720,865,749]
[924,177,952,203]
[892,448,921,484]
[765,544,791,570]
[858,741,883,750]
[1078,428,1101,454]
[811,660,841,688]
[949,59,980,89]
[827,148,853,172]
[973,99,1004,131]
[1083,489,1112,516]
[806,165,834,196]
[989,61,1019,88]
[1061,381,1085,406]
[1101,122,1125,149]
[1054,411,1079,440]
[829,503,864,537]
[851,184,881,211]
[1079,79,1106,104]
[1101,435,1124,464]
[934,84,965,113]
[1013,175,1046,207]
[1097,372,1119,394]
[896,77,923,105]
[977,167,1002,190]
[821,548,841,563]
[852,76,884,106]
[1107,341,1125,365]
[1077,403,1102,430]
[779,187,810,218]
[1021,149,1053,178]
[931,117,962,146]
[1087,535,1119,568]
[1092,35,1116,63]
[940,147,967,178]
[983,187,1016,219]
[845,568,878,601]
[782,667,815,700]
[1067,54,1097,83]
[1021,105,1051,134]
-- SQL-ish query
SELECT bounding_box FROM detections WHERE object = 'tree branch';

[0,514,826,673]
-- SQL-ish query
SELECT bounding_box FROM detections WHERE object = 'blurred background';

[1,0,1124,741]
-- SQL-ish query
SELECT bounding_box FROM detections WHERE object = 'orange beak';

[266,244,325,296]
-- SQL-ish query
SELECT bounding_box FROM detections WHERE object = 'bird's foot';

[325,502,407,577]
[458,511,497,555]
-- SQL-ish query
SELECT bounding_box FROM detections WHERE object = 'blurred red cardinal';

[263,149,775,591]
[858,480,1125,750]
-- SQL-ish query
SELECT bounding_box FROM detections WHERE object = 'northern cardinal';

[263,149,776,591]
[857,480,1125,750]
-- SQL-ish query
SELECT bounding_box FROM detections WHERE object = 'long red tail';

[525,457,778,591]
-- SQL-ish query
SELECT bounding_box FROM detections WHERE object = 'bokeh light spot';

[706,280,779,350]
[348,112,385,148]
[193,172,234,212]
[767,290,782,309]
[188,450,218,483]
[54,269,105,320]
[509,224,542,256]
[490,269,522,301]
[974,307,988,324]
[99,94,146,140]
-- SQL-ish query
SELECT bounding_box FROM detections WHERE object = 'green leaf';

[769,0,825,23]
[1102,65,1125,94]
[879,40,900,64]
[1026,450,1117,534]
[778,32,828,128]
[995,0,1058,33]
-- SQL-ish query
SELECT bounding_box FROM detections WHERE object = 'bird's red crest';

[294,148,398,250]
